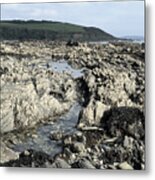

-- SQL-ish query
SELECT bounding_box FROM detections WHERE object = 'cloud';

[28,9,58,19]
[2,3,58,20]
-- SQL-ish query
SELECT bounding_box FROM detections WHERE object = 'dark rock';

[51,157,71,168]
[141,43,145,49]
[101,107,145,140]
[66,40,79,47]
[0,67,9,76]
[72,158,95,169]
[0,149,53,167]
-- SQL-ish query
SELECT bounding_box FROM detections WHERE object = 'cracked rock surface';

[0,40,145,169]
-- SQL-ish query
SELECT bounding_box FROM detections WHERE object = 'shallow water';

[48,60,84,78]
[89,41,109,45]
[89,40,144,45]
[12,102,82,156]
[9,59,84,156]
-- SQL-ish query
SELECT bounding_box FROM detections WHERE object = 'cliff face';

[0,20,116,41]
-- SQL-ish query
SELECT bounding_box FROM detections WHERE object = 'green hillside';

[0,20,116,41]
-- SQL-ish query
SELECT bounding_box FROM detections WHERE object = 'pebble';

[118,162,133,170]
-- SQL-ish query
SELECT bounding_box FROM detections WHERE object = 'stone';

[76,158,96,169]
[0,142,19,164]
[123,136,134,149]
[78,100,95,127]
[118,161,133,170]
[0,149,52,167]
[66,40,79,47]
[1,51,76,133]
[49,132,63,141]
[0,100,14,133]
[72,142,85,153]
[101,106,145,139]
[94,101,109,124]
[63,136,72,146]
[51,157,71,168]
[78,99,110,127]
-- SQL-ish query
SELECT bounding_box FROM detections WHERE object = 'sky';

[1,1,144,37]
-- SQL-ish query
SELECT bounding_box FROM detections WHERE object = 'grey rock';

[75,158,96,169]
[63,136,72,146]
[0,142,19,164]
[72,142,85,153]
[49,132,63,141]
[51,158,71,168]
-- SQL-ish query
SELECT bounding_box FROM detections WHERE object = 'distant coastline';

[0,20,117,41]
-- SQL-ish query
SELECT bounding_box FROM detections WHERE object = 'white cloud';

[2,4,59,20]
[29,9,58,19]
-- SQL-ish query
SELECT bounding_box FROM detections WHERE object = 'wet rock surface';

[0,40,145,169]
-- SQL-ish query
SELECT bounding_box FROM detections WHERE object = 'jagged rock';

[0,142,19,164]
[94,101,110,124]
[78,99,110,127]
[1,40,145,169]
[1,54,77,133]
[78,100,95,127]
[1,99,15,133]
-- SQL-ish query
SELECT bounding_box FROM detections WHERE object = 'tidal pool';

[48,60,84,78]
[12,103,82,156]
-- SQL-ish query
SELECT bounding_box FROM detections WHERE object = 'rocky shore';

[0,40,145,169]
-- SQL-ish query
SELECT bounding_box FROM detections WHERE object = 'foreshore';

[0,40,145,169]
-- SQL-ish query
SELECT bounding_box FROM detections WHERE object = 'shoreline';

[0,40,145,169]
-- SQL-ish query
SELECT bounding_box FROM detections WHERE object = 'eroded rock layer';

[0,40,145,169]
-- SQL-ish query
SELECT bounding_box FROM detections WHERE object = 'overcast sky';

[1,1,144,37]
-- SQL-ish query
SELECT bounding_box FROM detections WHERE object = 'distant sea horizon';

[121,35,144,41]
